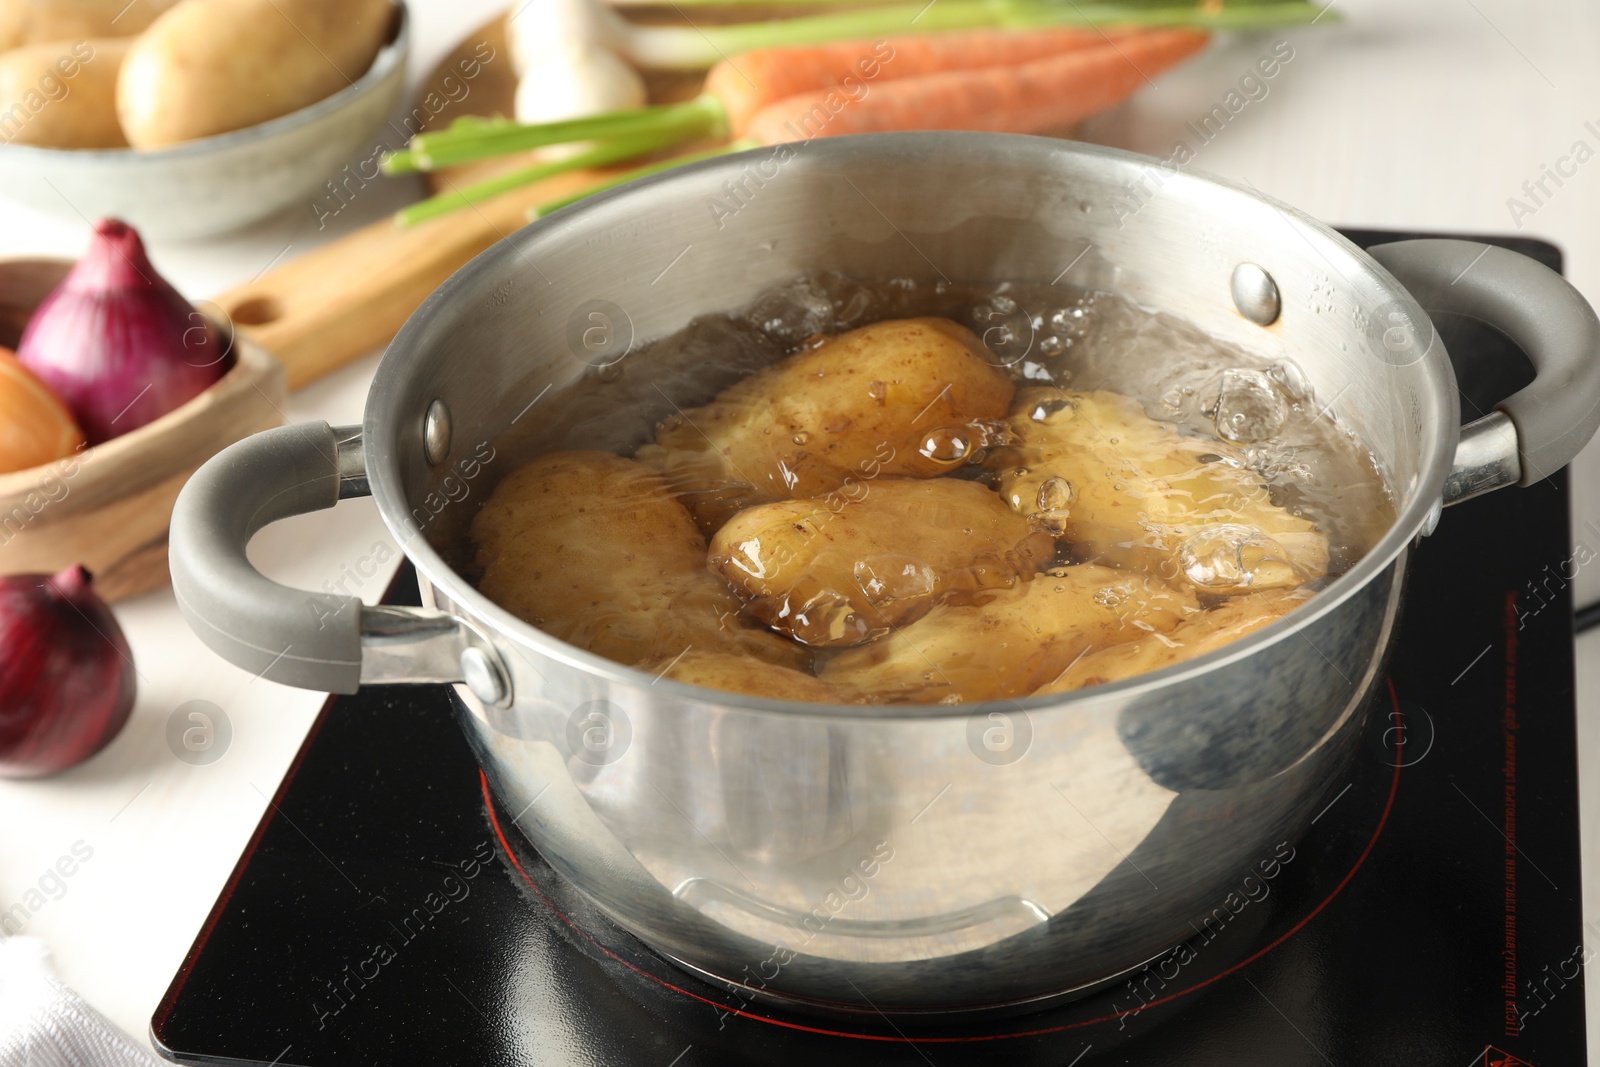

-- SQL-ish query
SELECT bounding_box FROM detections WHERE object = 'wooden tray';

[0,259,284,600]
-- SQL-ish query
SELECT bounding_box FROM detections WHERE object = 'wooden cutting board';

[214,11,713,387]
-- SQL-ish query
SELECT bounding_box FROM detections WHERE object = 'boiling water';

[470,272,1394,581]
[456,273,1396,699]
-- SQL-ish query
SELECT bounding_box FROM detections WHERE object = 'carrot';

[704,28,1127,134]
[389,27,1129,174]
[742,29,1209,145]
[392,26,1214,226]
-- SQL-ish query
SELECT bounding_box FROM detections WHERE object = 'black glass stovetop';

[152,230,1586,1067]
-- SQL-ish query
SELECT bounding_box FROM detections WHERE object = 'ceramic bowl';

[0,2,410,241]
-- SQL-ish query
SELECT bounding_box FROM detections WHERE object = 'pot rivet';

[423,399,452,466]
[1231,263,1281,326]
[460,647,510,707]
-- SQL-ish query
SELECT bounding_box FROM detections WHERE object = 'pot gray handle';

[169,422,505,698]
[1367,239,1600,504]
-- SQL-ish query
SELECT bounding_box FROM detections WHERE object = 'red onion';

[18,218,227,445]
[0,566,136,778]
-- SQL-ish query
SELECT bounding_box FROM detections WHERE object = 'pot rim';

[367,131,1452,720]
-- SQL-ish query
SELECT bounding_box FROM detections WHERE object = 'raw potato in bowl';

[0,37,127,147]
[116,0,394,147]
[708,477,1053,647]
[0,0,177,49]
[637,317,1014,533]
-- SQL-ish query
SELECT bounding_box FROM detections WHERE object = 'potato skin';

[640,649,840,703]
[116,0,394,147]
[820,564,1198,703]
[0,0,177,50]
[471,451,806,669]
[637,317,1014,533]
[988,388,1328,594]
[1035,587,1313,694]
[0,37,127,147]
[709,477,1053,647]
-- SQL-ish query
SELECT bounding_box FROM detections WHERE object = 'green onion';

[383,97,728,174]
[620,1,1336,69]
[395,130,698,228]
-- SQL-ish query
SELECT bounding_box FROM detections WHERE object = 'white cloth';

[0,938,162,1067]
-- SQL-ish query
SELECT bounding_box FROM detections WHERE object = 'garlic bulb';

[506,0,629,77]
[513,46,647,126]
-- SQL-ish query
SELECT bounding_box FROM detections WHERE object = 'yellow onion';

[0,346,84,474]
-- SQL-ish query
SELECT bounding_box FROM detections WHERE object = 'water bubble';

[750,279,834,343]
[854,556,936,603]
[1039,335,1066,357]
[867,380,887,403]
[1029,396,1075,422]
[1266,359,1313,403]
[1049,301,1096,342]
[1093,587,1124,608]
[1036,477,1073,512]
[791,432,810,445]
[1179,524,1300,590]
[919,427,971,464]
[1214,368,1288,443]
[836,289,874,326]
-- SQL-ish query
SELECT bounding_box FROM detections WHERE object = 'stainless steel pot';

[167,132,1600,1015]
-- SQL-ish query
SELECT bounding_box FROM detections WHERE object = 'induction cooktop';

[152,230,1587,1067]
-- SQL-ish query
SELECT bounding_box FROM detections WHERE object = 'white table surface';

[3,0,1599,1059]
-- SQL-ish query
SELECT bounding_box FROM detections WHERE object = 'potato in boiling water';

[636,317,1014,532]
[641,649,841,702]
[1035,587,1313,694]
[819,564,1198,703]
[988,388,1328,595]
[710,477,1053,647]
[471,451,806,669]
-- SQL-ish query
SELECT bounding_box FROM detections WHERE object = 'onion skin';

[0,566,136,778]
[17,218,227,445]
[0,346,85,474]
